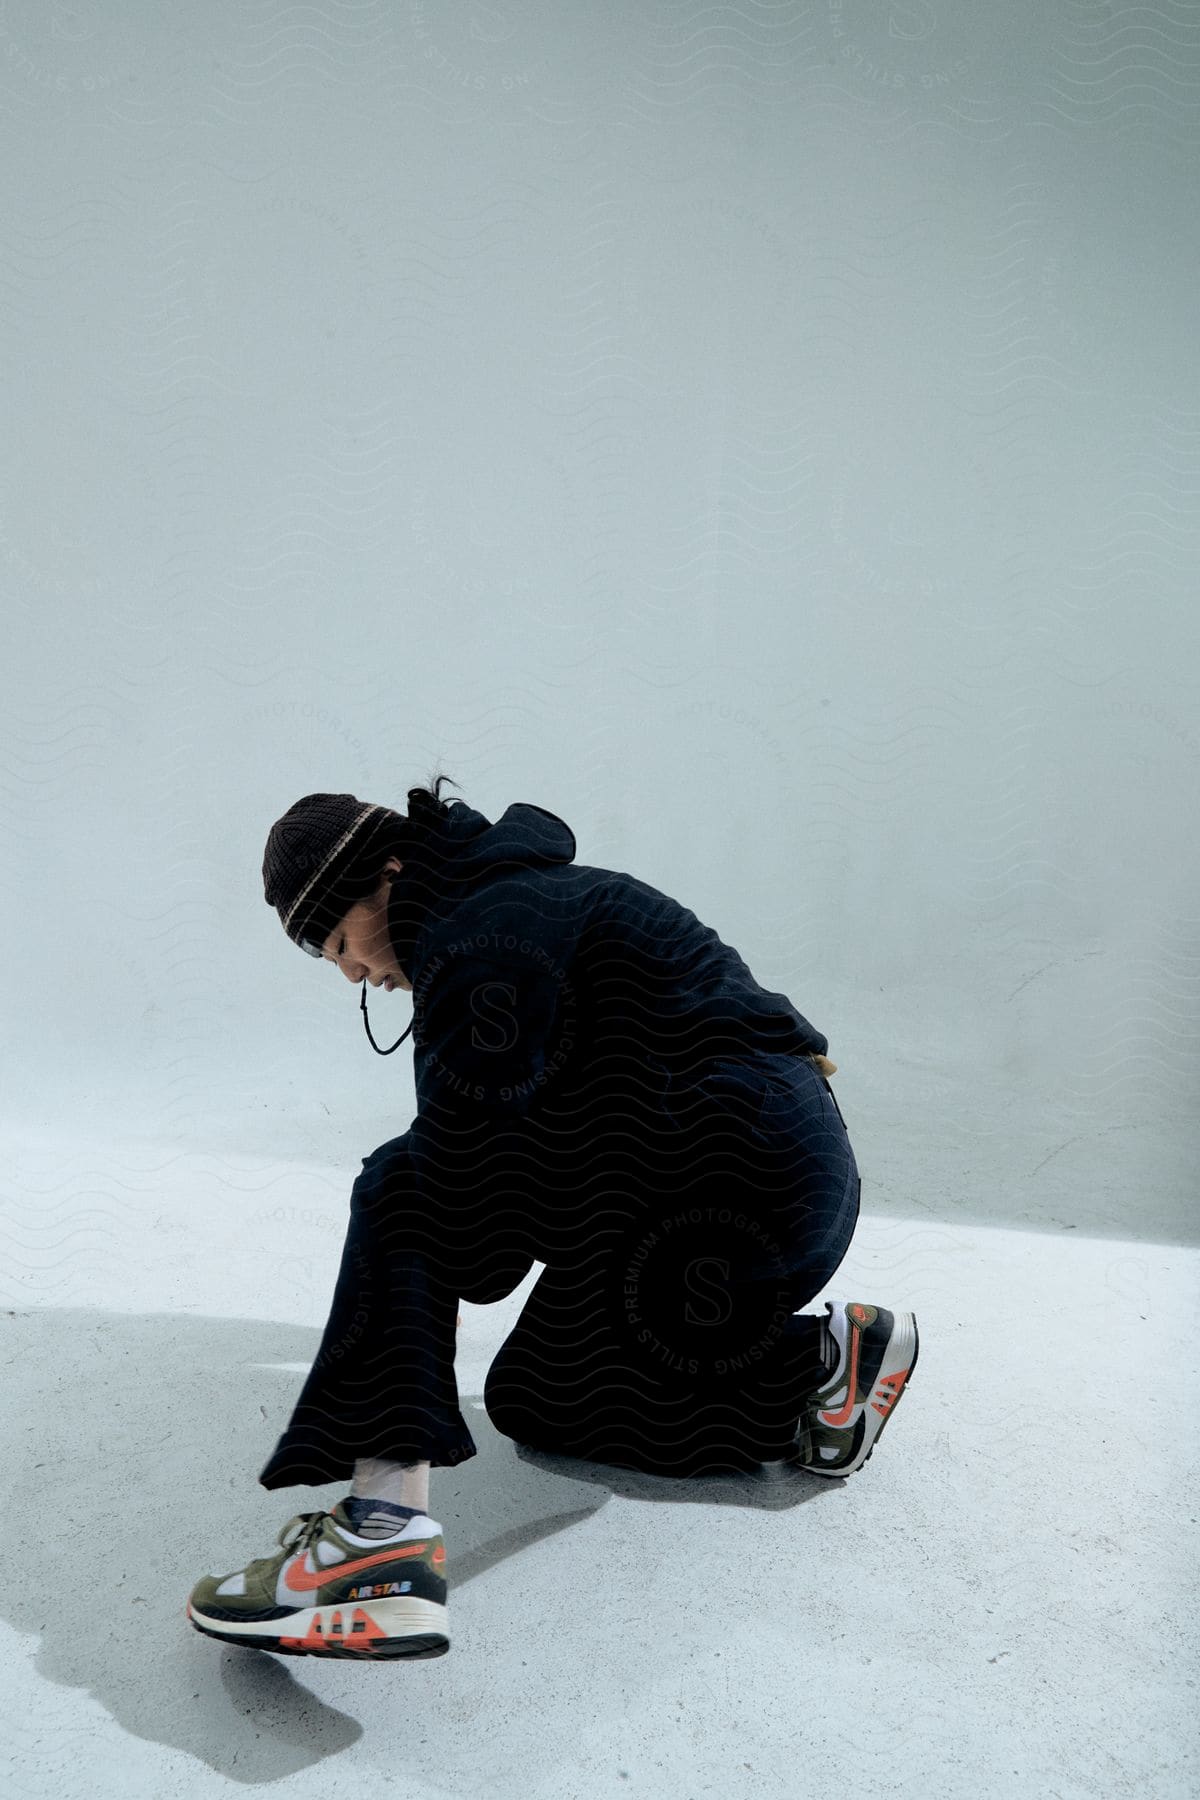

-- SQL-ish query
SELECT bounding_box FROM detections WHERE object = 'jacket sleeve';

[401,948,571,1297]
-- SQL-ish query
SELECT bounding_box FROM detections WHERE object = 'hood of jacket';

[386,799,577,981]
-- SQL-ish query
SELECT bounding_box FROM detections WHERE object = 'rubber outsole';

[186,1594,450,1659]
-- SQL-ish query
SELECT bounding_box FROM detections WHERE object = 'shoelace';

[277,1510,331,1555]
[237,1509,334,1581]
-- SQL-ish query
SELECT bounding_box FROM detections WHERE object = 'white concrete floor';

[1,1137,1195,1799]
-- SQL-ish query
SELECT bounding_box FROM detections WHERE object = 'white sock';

[348,1455,432,1537]
[350,1456,422,1508]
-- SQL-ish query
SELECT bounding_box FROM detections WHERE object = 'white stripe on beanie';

[281,802,387,941]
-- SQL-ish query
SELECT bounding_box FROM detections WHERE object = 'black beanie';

[262,793,407,957]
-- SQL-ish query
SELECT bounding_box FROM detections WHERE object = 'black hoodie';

[385,799,829,1260]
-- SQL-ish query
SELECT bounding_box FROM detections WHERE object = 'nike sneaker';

[790,1300,919,1477]
[186,1497,449,1658]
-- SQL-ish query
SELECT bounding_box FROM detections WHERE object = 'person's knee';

[350,1135,417,1219]
[355,1132,414,1183]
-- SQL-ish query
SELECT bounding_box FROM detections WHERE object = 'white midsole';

[190,1593,448,1642]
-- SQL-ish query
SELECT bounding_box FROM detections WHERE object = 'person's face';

[320,857,413,991]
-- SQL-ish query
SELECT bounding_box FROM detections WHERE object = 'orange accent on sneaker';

[280,1605,391,1654]
[819,1321,862,1427]
[284,1540,430,1594]
[280,1614,332,1653]
[348,1606,392,1650]
[848,1302,874,1327]
[871,1367,911,1417]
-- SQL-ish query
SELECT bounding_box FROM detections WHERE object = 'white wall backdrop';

[3,1,1197,1244]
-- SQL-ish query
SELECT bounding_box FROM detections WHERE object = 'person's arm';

[402,948,573,1304]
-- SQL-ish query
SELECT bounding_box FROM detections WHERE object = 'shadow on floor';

[1,1306,832,1784]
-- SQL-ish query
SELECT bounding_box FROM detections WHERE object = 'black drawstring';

[360,978,414,1054]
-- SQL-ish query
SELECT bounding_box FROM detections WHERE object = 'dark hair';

[337,770,462,909]
[405,770,461,825]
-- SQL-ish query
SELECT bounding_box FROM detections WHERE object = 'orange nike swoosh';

[819,1326,860,1428]
[284,1541,429,1594]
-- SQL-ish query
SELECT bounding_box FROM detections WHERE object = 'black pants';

[258,1051,861,1487]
